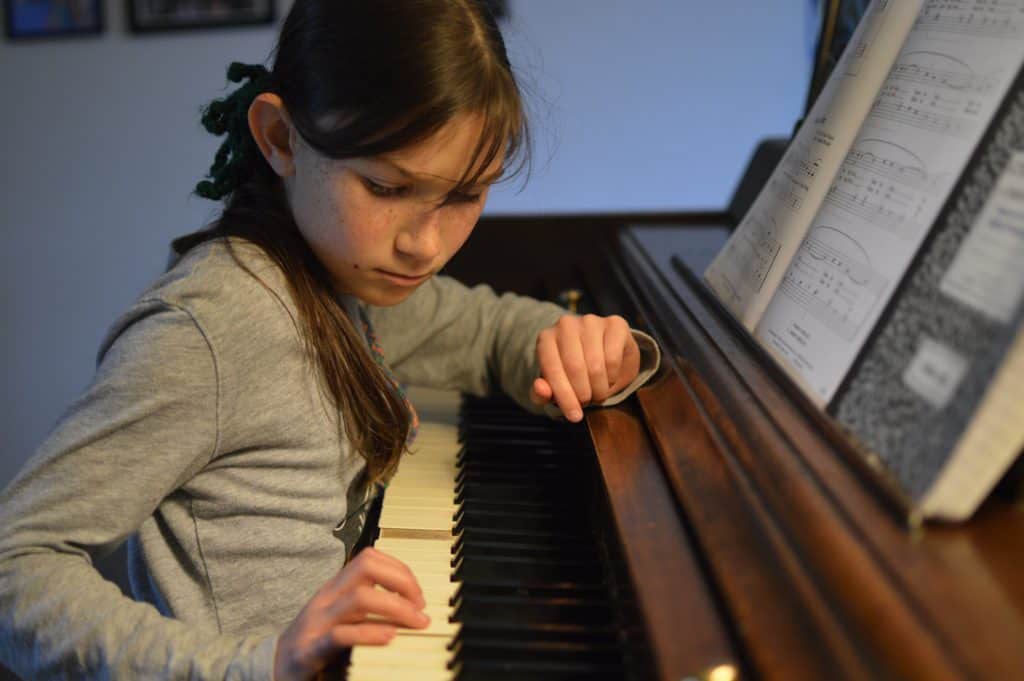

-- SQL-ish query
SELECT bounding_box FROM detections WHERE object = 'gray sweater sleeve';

[0,302,277,680]
[366,276,660,414]
[365,276,566,411]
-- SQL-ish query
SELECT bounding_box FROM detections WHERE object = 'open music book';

[703,0,1024,521]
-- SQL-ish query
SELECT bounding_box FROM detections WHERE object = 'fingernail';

[569,409,583,422]
[418,612,431,625]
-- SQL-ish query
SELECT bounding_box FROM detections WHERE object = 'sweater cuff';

[542,330,661,418]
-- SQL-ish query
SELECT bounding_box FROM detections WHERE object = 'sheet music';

[755,0,1024,405]
[705,0,924,328]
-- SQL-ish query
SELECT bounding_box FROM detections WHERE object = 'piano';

[334,141,1024,679]
[337,5,1024,677]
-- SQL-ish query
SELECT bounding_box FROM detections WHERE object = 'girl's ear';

[249,93,296,177]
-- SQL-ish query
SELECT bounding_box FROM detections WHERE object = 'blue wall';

[0,0,811,485]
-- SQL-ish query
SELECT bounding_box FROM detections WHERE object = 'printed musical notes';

[891,51,996,94]
[704,0,924,328]
[717,214,782,295]
[870,48,1000,137]
[845,0,888,77]
[916,0,1024,39]
[706,0,1024,406]
[825,138,940,238]
[777,226,888,341]
[770,139,825,213]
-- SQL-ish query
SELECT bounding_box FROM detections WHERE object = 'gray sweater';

[0,237,659,680]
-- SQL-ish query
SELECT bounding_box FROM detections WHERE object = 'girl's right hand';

[272,546,430,681]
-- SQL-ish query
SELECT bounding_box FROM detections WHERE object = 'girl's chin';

[355,281,423,307]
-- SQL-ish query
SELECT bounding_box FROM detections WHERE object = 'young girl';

[0,1,659,679]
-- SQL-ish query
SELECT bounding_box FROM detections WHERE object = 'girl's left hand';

[529,314,640,422]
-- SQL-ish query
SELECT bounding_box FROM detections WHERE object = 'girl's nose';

[394,208,442,263]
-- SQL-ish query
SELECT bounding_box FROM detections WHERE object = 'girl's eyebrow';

[375,157,502,186]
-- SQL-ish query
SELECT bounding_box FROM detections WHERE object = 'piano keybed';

[345,391,654,680]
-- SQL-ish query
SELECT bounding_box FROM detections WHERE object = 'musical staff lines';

[844,0,886,77]
[845,138,929,188]
[872,80,974,137]
[719,213,782,294]
[825,138,939,238]
[892,51,996,94]
[769,138,826,213]
[779,226,888,341]
[916,0,1024,39]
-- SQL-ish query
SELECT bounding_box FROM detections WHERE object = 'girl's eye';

[363,178,408,198]
[442,191,482,206]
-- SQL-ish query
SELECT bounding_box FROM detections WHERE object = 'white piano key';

[347,399,462,680]
[377,506,454,531]
[348,635,453,681]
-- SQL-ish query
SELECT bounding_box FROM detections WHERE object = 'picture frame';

[4,0,104,40]
[127,0,274,34]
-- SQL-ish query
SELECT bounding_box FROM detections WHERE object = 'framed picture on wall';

[127,0,274,33]
[4,0,103,40]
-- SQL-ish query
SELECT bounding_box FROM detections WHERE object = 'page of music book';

[705,0,1024,406]
[704,0,922,329]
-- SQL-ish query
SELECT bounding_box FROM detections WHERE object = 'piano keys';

[345,389,656,680]
[347,416,460,681]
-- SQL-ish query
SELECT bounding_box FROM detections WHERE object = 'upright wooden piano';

[434,192,1024,680]
[344,3,1024,676]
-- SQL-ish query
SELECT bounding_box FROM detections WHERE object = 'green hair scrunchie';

[195,62,273,201]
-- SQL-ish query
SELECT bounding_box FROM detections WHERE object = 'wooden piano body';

[440,202,1024,680]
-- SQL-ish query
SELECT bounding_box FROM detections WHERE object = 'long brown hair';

[175,0,529,484]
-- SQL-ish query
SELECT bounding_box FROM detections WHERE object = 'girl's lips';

[376,269,432,286]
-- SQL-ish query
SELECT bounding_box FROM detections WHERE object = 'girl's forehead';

[379,113,503,184]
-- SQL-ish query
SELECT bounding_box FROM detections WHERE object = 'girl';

[0,1,659,679]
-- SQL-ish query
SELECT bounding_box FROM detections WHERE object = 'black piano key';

[451,636,626,663]
[452,657,626,681]
[454,492,579,512]
[457,443,581,458]
[452,526,594,556]
[452,537,598,563]
[452,552,605,583]
[455,465,576,486]
[452,619,617,640]
[454,464,567,486]
[454,480,574,502]
[450,592,615,626]
[453,498,583,521]
[435,392,657,681]
[450,580,609,604]
[453,508,581,535]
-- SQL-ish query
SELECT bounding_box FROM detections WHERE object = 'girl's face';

[286,114,502,307]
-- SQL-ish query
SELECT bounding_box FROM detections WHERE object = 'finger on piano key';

[348,391,464,679]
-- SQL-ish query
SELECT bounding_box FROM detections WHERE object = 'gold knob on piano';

[682,663,739,681]
[559,288,582,314]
